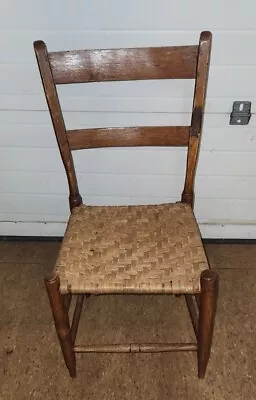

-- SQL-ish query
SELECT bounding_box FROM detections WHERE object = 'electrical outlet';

[230,101,251,125]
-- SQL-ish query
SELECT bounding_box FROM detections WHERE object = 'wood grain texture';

[33,40,82,211]
[74,343,197,353]
[198,270,219,378]
[49,46,198,84]
[182,31,212,207]
[34,33,211,211]
[67,126,190,150]
[44,274,76,378]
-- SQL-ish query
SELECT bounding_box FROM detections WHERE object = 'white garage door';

[1,0,256,238]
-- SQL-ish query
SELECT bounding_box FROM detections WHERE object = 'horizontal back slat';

[49,46,198,84]
[67,126,190,150]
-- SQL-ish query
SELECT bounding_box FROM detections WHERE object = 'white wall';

[1,0,256,238]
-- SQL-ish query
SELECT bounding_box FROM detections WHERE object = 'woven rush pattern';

[55,203,209,294]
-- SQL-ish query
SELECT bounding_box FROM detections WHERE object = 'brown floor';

[1,242,256,399]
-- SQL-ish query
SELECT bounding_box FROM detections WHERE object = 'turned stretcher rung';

[74,343,197,353]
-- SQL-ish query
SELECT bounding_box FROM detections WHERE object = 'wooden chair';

[34,31,219,379]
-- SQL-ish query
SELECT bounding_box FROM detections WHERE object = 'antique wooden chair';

[34,31,219,379]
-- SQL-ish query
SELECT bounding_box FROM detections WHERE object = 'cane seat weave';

[55,202,208,295]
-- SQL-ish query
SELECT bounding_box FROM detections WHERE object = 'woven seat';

[55,203,208,295]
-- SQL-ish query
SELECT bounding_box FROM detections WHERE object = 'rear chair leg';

[45,274,76,378]
[198,270,219,379]
[64,293,72,312]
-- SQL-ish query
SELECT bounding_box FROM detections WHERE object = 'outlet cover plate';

[230,101,251,125]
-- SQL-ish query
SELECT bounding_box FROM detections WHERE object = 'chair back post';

[181,31,212,208]
[34,41,82,211]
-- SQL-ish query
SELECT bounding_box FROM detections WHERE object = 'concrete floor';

[1,241,256,399]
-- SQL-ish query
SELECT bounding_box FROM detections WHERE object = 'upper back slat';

[49,46,198,84]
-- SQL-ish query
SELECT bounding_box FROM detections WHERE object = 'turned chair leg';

[45,274,76,378]
[64,293,72,312]
[198,269,219,379]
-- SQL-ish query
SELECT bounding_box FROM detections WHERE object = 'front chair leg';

[45,274,76,378]
[198,269,219,379]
